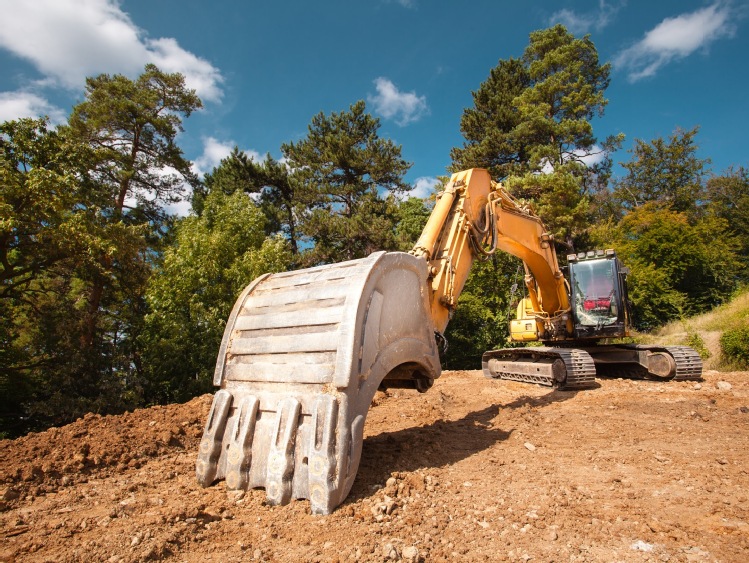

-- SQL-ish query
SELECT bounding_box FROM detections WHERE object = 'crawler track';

[609,344,703,381]
[482,347,597,390]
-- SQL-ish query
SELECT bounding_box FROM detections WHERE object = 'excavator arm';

[410,168,572,340]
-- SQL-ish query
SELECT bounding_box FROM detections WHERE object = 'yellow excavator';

[196,168,702,514]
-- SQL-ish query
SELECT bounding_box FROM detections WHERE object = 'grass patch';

[687,332,711,360]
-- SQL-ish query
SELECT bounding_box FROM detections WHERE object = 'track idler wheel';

[646,351,677,379]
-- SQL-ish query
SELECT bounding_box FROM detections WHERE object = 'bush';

[687,332,710,359]
[719,325,749,367]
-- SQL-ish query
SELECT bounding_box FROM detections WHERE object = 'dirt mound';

[0,399,210,501]
[2,370,749,562]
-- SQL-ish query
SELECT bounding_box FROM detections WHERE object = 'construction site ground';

[2,368,748,562]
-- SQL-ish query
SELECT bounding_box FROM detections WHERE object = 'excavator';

[195,168,702,514]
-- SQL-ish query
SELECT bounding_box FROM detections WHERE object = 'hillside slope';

[638,290,749,371]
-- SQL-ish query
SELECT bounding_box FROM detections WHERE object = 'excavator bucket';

[196,251,441,514]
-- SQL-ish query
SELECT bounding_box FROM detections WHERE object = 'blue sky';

[1,0,747,214]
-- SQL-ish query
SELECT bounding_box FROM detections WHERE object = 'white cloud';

[368,77,428,126]
[126,165,194,218]
[164,197,193,218]
[615,2,736,81]
[0,0,223,101]
[160,137,263,217]
[191,137,234,177]
[575,146,606,167]
[538,146,606,175]
[558,145,608,168]
[191,136,262,177]
[411,176,439,199]
[0,91,66,123]
[550,0,625,34]
[382,0,416,8]
[146,38,223,103]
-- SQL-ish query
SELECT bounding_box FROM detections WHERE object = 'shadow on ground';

[349,387,581,502]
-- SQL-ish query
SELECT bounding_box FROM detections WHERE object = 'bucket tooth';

[196,389,232,486]
[225,395,259,490]
[308,395,338,514]
[266,397,301,506]
[344,414,366,495]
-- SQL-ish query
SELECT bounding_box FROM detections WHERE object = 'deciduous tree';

[200,149,304,256]
[705,167,749,280]
[394,196,433,251]
[591,204,739,328]
[0,118,143,434]
[612,127,708,218]
[140,189,292,402]
[442,253,518,369]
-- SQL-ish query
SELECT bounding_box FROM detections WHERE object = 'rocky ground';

[1,368,748,562]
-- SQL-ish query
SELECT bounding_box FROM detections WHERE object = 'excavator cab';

[567,250,630,340]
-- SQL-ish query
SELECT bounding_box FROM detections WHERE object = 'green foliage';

[0,65,203,436]
[612,127,708,218]
[69,63,202,222]
[591,127,741,330]
[719,325,749,368]
[250,154,304,256]
[394,196,432,251]
[706,167,749,280]
[452,24,619,184]
[141,189,292,403]
[0,118,140,434]
[194,147,257,215]
[624,262,687,331]
[451,58,530,178]
[64,62,203,359]
[504,168,589,245]
[515,25,611,170]
[452,24,619,249]
[0,118,98,299]
[686,331,710,360]
[592,204,739,329]
[282,101,411,264]
[200,150,304,256]
[442,254,518,369]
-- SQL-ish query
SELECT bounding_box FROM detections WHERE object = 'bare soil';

[2,369,748,562]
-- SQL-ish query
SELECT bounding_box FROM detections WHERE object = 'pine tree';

[282,101,411,264]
